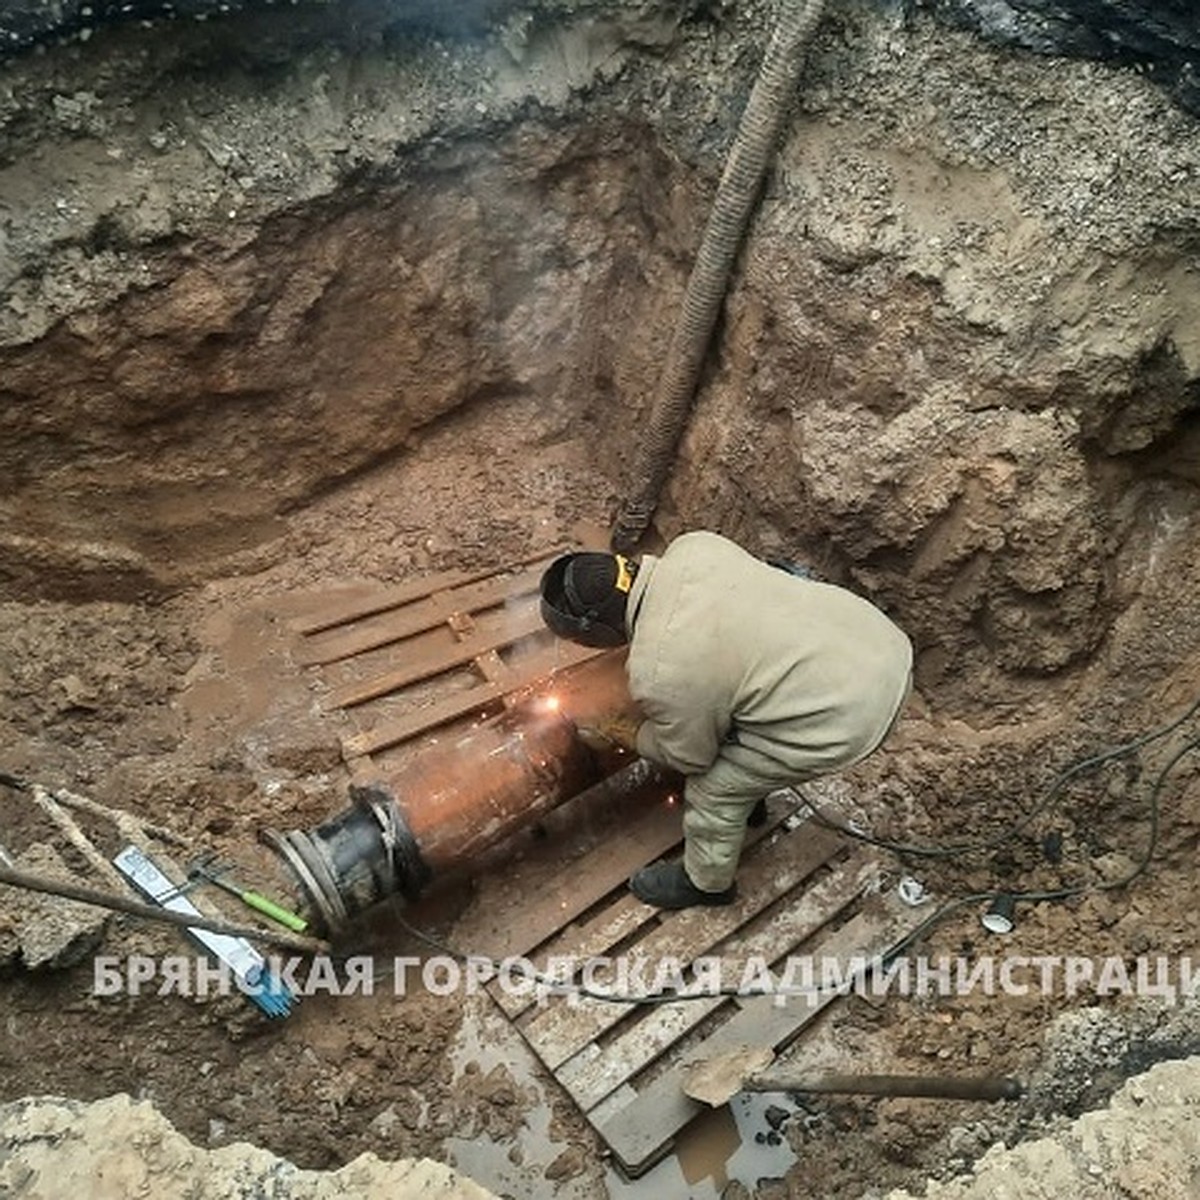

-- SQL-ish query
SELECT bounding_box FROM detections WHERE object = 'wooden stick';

[29,785,126,889]
[49,786,192,849]
[0,862,328,956]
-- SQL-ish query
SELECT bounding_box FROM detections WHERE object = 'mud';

[2,0,1200,1197]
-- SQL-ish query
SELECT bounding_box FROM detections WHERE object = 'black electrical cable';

[879,730,1200,964]
[385,911,769,1007]
[803,693,1200,861]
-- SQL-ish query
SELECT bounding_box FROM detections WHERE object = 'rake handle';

[0,861,326,955]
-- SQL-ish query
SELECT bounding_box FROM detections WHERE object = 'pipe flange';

[350,782,431,901]
[259,827,349,935]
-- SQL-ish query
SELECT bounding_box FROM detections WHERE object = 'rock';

[543,1145,586,1181]
[884,1056,1200,1199]
[927,0,1200,114]
[764,1104,791,1131]
[1,843,109,969]
[1,0,1197,117]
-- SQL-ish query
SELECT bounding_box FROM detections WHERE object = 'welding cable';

[384,908,855,1007]
[878,729,1200,964]
[800,692,1200,862]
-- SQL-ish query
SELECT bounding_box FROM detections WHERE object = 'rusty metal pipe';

[263,655,648,934]
[395,704,593,873]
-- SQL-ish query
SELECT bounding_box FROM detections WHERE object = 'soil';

[0,399,623,1183]
[2,1,1200,1198]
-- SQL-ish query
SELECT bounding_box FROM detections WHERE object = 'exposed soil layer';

[2,1,1200,1198]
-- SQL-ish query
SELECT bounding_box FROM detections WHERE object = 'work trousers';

[682,749,803,892]
[682,682,911,892]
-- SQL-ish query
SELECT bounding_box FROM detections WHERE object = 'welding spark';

[539,693,562,714]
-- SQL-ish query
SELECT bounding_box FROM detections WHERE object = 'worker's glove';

[576,712,641,753]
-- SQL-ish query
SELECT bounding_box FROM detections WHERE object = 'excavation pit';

[3,0,1200,1196]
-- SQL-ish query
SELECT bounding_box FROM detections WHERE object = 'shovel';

[683,1046,1024,1107]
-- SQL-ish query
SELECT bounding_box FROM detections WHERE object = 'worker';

[539,530,913,910]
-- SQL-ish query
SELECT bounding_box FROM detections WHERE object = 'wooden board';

[473,798,690,966]
[596,900,918,1175]
[555,851,882,1113]
[341,638,601,758]
[465,798,924,1178]
[517,824,845,1071]
[297,564,551,666]
[291,563,524,636]
[290,552,606,766]
[487,805,795,1017]
[322,602,547,710]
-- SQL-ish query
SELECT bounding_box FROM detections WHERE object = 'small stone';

[7,844,108,968]
[764,1104,790,1131]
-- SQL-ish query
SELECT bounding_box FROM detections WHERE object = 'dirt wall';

[1,0,1197,705]
[0,1092,499,1199]
[659,3,1200,706]
[883,1054,1200,1199]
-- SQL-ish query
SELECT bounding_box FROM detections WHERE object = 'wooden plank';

[555,852,879,1112]
[298,564,549,666]
[490,893,656,1021]
[520,824,844,1070]
[588,1083,638,1131]
[474,649,514,685]
[597,900,920,1177]
[474,796,687,964]
[291,566,479,635]
[342,640,603,757]
[290,547,565,635]
[323,603,546,710]
[489,809,791,1021]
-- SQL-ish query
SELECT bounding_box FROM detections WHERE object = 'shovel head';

[683,1045,776,1107]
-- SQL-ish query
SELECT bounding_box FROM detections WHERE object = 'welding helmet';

[539,552,636,648]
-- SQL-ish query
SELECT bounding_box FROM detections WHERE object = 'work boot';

[629,861,736,909]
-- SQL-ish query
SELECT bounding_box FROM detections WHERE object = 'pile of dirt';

[881,1054,1200,1200]
[0,1091,498,1199]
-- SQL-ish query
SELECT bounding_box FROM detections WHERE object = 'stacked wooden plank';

[474,806,921,1176]
[290,549,605,766]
